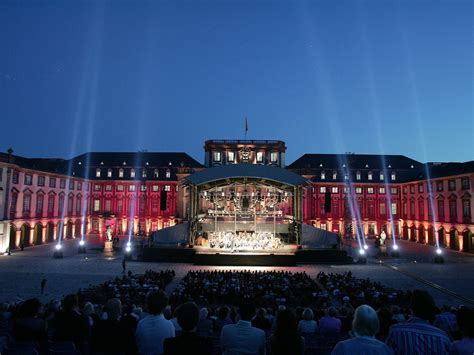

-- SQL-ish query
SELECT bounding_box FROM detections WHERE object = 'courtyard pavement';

[0,238,472,307]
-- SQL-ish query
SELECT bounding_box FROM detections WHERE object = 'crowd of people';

[0,269,472,355]
[206,231,284,251]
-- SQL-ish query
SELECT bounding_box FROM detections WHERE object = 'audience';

[319,307,342,336]
[135,291,175,355]
[449,306,474,355]
[270,308,305,355]
[386,290,451,355]
[298,308,318,334]
[220,301,266,355]
[12,298,48,353]
[331,305,393,355]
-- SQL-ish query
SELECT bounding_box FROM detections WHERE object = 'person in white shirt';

[298,308,318,334]
[220,302,265,355]
[136,291,175,355]
[332,305,393,355]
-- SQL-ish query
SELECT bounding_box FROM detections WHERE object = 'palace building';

[0,139,472,254]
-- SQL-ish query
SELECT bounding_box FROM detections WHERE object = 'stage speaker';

[160,190,167,211]
[324,190,331,213]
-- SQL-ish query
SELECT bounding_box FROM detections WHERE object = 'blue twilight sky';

[0,0,472,165]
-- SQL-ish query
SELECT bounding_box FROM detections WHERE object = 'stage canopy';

[183,164,309,188]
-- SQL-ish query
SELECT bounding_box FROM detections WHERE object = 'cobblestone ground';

[0,238,472,307]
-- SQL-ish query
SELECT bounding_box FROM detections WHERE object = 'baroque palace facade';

[0,139,472,253]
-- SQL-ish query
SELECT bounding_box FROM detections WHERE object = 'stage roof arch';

[183,164,309,188]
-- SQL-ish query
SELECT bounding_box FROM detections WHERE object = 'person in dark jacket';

[164,302,212,355]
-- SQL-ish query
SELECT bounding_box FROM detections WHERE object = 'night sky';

[1,0,472,164]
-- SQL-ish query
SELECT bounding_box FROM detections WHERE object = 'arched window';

[119,169,124,178]
[95,168,101,178]
[130,169,136,178]
[107,169,112,178]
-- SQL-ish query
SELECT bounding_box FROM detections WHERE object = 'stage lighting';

[125,245,131,253]
[391,244,400,258]
[434,248,444,263]
[436,248,442,255]
[79,240,85,246]
[53,244,63,259]
[363,245,368,250]
[55,244,62,250]
[78,240,86,254]
[359,249,365,255]
[393,244,399,250]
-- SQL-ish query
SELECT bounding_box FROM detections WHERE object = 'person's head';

[20,298,41,318]
[302,308,314,321]
[456,307,474,338]
[411,290,436,323]
[63,294,79,312]
[104,298,122,320]
[218,306,229,320]
[177,302,200,332]
[328,307,338,317]
[83,302,95,317]
[147,290,168,315]
[275,309,298,337]
[199,307,209,320]
[352,305,380,337]
[238,301,256,321]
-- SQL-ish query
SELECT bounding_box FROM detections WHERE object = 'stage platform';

[140,246,352,265]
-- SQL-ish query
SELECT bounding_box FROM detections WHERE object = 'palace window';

[391,202,397,215]
[436,181,444,192]
[321,171,326,180]
[379,202,386,215]
[380,172,384,181]
[344,187,350,194]
[94,184,101,191]
[152,185,159,192]
[463,200,471,218]
[164,185,171,192]
[344,174,349,180]
[22,194,31,214]
[391,187,398,194]
[461,178,470,190]
[153,169,159,178]
[129,185,136,192]
[367,187,374,194]
[24,174,32,185]
[419,200,425,219]
[117,199,123,213]
[58,195,65,214]
[36,194,44,215]
[96,169,101,178]
[355,187,362,194]
[142,169,147,178]
[410,200,415,219]
[106,169,112,178]
[410,185,415,194]
[152,199,159,213]
[119,169,124,178]
[320,187,326,193]
[270,152,278,162]
[38,176,45,186]
[228,151,235,162]
[368,202,375,217]
[75,198,81,214]
[256,151,264,163]
[94,199,100,212]
[140,185,147,192]
[332,172,337,180]
[368,171,373,181]
[213,151,221,162]
[166,169,171,178]
[68,196,73,214]
[356,172,361,181]
[331,187,338,193]
[403,186,407,194]
[48,195,55,215]
[418,184,424,193]
[69,180,74,190]
[49,177,56,188]
[12,171,19,184]
[117,185,124,192]
[77,182,82,190]
[104,200,111,212]
[59,179,65,189]
[130,169,136,178]
[105,185,112,191]
[403,202,407,216]
[438,200,445,219]
[379,187,385,194]
[391,172,396,181]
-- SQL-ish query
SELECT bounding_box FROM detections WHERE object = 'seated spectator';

[12,298,48,352]
[91,298,137,354]
[164,302,212,355]
[434,305,457,336]
[449,306,474,355]
[332,305,393,355]
[298,308,318,334]
[220,302,265,355]
[390,306,405,323]
[377,307,396,341]
[51,294,89,352]
[252,308,272,331]
[215,306,233,333]
[136,291,175,355]
[386,290,450,355]
[320,307,341,336]
[196,307,213,334]
[270,309,304,355]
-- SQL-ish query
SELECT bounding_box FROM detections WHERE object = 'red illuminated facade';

[0,140,472,253]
